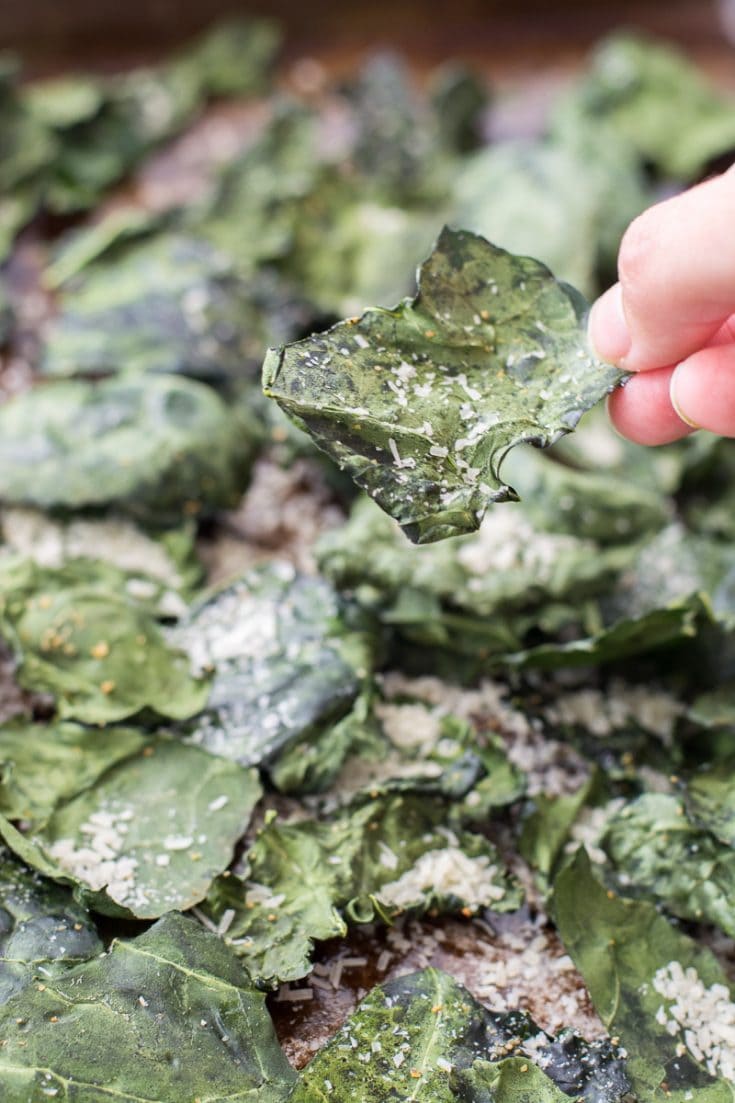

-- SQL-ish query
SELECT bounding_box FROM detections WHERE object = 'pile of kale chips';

[2,18,735,1101]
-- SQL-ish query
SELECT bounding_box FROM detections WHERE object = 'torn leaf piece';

[551,31,735,183]
[0,912,296,1101]
[263,227,623,543]
[0,738,261,919]
[0,559,210,724]
[0,374,256,523]
[290,969,631,1102]
[554,849,735,1097]
[170,562,376,779]
[0,848,101,1006]
[603,792,735,936]
[204,793,520,988]
[205,818,348,988]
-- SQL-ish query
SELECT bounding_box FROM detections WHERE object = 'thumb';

[589,166,735,373]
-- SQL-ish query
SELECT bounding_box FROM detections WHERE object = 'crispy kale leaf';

[551,31,735,182]
[0,912,296,1102]
[290,968,630,1102]
[170,563,376,786]
[555,849,735,1098]
[0,559,209,724]
[603,792,735,937]
[264,227,624,543]
[0,374,256,522]
[205,792,520,987]
[0,848,101,1006]
[0,737,261,920]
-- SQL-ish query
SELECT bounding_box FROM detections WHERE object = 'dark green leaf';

[0,848,101,1006]
[0,911,296,1101]
[554,849,735,1097]
[0,374,255,522]
[551,31,735,181]
[264,227,623,544]
[171,563,376,779]
[428,63,489,155]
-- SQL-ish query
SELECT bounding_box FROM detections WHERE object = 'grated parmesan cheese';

[652,960,735,1080]
[376,848,507,910]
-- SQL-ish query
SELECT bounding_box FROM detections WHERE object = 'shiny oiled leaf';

[263,227,623,543]
[0,738,261,919]
[554,849,735,1099]
[0,374,255,522]
[171,563,375,779]
[291,969,631,1102]
[0,848,101,1006]
[603,792,735,937]
[0,560,209,724]
[0,912,296,1102]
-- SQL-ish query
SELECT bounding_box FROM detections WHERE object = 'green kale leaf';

[170,563,376,785]
[0,737,261,919]
[551,32,735,182]
[0,912,296,1102]
[554,849,735,1098]
[0,559,209,724]
[0,848,101,1006]
[603,792,735,936]
[263,227,624,544]
[205,792,520,987]
[290,968,630,1102]
[0,374,256,523]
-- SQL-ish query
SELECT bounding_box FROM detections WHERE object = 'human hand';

[588,167,735,445]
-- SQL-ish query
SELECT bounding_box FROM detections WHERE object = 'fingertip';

[669,345,735,436]
[588,284,632,366]
[607,366,695,446]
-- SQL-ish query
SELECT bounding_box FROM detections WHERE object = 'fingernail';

[587,284,632,366]
[669,362,702,429]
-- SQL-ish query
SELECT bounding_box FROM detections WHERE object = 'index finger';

[589,166,735,373]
